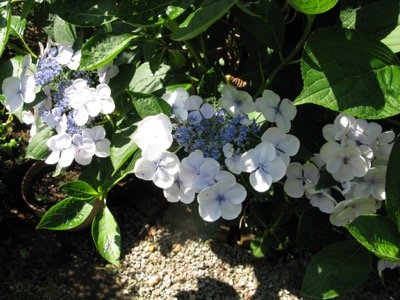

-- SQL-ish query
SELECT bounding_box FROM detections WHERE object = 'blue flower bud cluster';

[34,48,62,86]
[173,109,260,160]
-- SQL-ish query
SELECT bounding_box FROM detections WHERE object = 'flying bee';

[225,75,248,89]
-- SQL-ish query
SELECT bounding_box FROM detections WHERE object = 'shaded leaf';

[0,1,11,57]
[232,1,284,51]
[53,15,76,44]
[301,240,371,299]
[170,0,238,41]
[128,90,172,119]
[56,0,117,27]
[340,0,400,53]
[110,123,139,172]
[386,134,400,231]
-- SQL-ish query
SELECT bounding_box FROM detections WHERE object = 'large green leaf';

[37,197,101,230]
[0,1,11,57]
[345,215,400,262]
[117,0,193,27]
[295,27,400,119]
[386,134,400,231]
[80,33,134,71]
[170,0,238,41]
[232,0,284,51]
[301,240,372,299]
[129,63,190,95]
[9,16,26,38]
[340,0,400,53]
[55,0,117,27]
[53,15,76,44]
[92,205,121,266]
[110,123,139,172]
[25,127,54,160]
[288,0,338,14]
[128,90,173,119]
[60,180,99,200]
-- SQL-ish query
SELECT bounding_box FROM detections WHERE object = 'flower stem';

[254,14,315,98]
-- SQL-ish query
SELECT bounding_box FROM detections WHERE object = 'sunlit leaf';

[92,205,121,266]
[26,127,54,160]
[288,0,338,14]
[295,27,400,119]
[60,180,99,199]
[345,214,400,262]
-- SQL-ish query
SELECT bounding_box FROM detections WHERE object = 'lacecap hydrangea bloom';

[283,112,394,226]
[1,37,118,169]
[133,85,300,222]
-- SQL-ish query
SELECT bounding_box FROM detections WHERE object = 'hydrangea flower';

[65,78,101,126]
[284,162,319,198]
[2,76,36,112]
[132,113,173,160]
[261,127,300,166]
[329,197,381,226]
[322,113,356,142]
[305,188,337,214]
[218,84,254,117]
[82,126,111,158]
[353,166,386,200]
[179,150,212,190]
[97,61,119,84]
[192,158,235,190]
[133,151,180,189]
[90,84,115,115]
[163,174,196,204]
[240,141,286,192]
[45,132,76,168]
[377,259,400,272]
[44,107,68,133]
[72,133,96,165]
[198,179,246,222]
[162,88,189,121]
[255,89,296,133]
[320,141,369,182]
[184,95,214,124]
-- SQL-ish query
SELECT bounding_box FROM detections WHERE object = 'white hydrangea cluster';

[133,86,300,222]
[284,113,395,227]
[1,37,119,168]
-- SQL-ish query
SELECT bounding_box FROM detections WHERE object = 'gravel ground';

[1,175,400,299]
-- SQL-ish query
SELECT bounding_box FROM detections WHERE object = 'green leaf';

[0,1,11,57]
[26,127,54,160]
[55,0,117,27]
[9,16,26,38]
[129,63,190,95]
[20,0,34,20]
[250,231,269,258]
[92,206,121,266]
[110,124,139,172]
[128,91,173,119]
[340,0,400,53]
[232,0,284,51]
[170,0,238,41]
[345,215,400,262]
[117,0,193,27]
[295,27,400,119]
[386,135,400,231]
[315,168,337,190]
[288,0,338,14]
[0,56,24,94]
[37,197,102,230]
[60,180,99,199]
[53,15,76,45]
[80,33,134,71]
[300,240,372,299]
